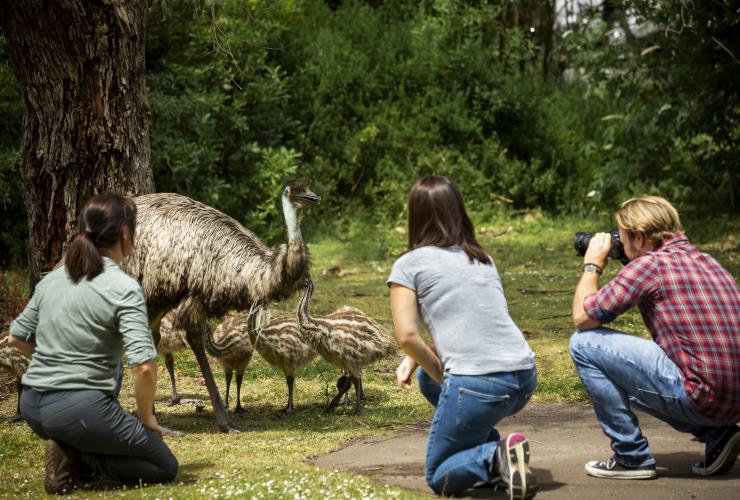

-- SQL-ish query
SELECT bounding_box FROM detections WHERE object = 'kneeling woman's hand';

[139,412,164,438]
[132,359,163,437]
[396,355,418,389]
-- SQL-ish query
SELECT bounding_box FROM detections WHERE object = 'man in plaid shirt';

[570,196,740,480]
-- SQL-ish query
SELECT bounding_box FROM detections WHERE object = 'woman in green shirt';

[9,193,178,494]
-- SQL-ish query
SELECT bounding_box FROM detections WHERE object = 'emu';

[156,308,188,405]
[229,307,318,414]
[124,181,319,431]
[0,330,29,421]
[296,276,397,415]
[208,312,256,415]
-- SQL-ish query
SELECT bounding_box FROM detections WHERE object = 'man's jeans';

[570,328,733,467]
[21,388,178,484]
[417,366,537,496]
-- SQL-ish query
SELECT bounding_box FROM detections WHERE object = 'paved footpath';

[313,404,740,499]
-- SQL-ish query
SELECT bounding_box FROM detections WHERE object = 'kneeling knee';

[569,331,584,358]
[162,457,179,483]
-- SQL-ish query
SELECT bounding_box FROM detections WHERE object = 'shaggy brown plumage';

[296,277,397,415]
[123,181,319,431]
[0,330,30,421]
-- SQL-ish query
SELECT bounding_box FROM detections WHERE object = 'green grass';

[1,213,737,497]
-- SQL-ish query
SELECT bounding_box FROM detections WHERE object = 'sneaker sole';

[692,430,740,476]
[508,439,538,499]
[584,462,657,479]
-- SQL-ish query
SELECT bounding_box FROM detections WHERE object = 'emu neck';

[297,282,319,333]
[282,196,302,244]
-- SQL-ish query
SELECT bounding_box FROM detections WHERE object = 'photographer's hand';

[573,233,610,330]
[584,232,611,270]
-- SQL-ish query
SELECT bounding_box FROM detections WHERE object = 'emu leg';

[284,375,295,414]
[185,327,232,432]
[326,375,352,413]
[234,371,246,415]
[352,377,363,416]
[165,353,181,405]
[336,375,351,407]
[358,377,365,401]
[9,381,23,423]
[224,371,232,410]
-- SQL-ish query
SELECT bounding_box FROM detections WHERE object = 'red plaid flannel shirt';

[584,232,740,422]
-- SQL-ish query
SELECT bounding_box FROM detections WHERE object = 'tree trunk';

[0,0,154,289]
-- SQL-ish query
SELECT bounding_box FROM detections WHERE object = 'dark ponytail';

[66,193,137,283]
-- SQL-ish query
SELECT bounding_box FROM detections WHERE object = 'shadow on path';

[312,403,740,499]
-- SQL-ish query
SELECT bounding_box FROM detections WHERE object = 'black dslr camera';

[574,230,629,265]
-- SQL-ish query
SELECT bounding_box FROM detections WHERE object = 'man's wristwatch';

[582,263,603,275]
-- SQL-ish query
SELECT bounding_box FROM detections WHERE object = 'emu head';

[283,180,321,210]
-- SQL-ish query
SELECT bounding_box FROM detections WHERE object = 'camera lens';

[574,232,592,257]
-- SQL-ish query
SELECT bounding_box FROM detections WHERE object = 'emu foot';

[179,398,205,412]
[8,413,24,423]
[282,403,294,415]
[168,396,182,406]
[161,425,185,438]
[234,404,248,417]
[216,420,240,433]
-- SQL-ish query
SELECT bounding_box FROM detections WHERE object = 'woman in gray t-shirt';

[388,176,537,499]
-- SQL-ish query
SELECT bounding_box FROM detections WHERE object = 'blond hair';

[615,196,681,246]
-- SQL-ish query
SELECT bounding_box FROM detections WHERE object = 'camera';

[574,230,629,265]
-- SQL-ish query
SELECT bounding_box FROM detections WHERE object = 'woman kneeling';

[388,176,538,499]
[9,193,178,494]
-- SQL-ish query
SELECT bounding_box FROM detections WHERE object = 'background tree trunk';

[0,0,154,289]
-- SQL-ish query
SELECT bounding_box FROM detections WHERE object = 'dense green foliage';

[0,0,738,264]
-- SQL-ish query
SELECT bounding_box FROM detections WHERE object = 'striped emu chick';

[297,277,397,415]
[242,309,318,414]
[0,330,30,421]
[156,309,188,405]
[207,313,256,415]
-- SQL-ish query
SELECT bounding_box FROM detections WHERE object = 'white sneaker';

[496,432,538,499]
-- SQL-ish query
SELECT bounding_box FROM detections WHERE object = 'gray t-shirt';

[11,257,156,394]
[387,245,535,375]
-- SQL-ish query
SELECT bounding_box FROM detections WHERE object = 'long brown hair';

[66,193,137,283]
[407,176,490,265]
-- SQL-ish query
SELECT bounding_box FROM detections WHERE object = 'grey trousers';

[20,388,178,485]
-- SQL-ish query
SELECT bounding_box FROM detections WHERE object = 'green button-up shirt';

[11,257,156,394]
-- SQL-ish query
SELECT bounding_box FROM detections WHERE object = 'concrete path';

[313,404,740,499]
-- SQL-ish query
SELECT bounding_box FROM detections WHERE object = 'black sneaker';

[496,433,538,499]
[692,424,740,476]
[585,456,657,479]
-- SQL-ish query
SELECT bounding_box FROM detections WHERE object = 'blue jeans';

[418,366,537,496]
[569,328,733,467]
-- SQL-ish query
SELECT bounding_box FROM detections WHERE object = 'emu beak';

[292,190,321,206]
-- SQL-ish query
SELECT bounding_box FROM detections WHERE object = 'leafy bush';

[0,0,736,265]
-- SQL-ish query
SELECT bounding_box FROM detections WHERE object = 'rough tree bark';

[0,0,154,290]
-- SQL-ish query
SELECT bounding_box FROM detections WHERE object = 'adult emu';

[123,181,319,431]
